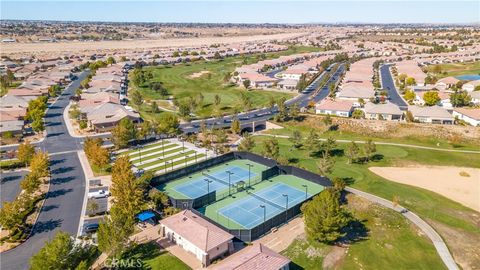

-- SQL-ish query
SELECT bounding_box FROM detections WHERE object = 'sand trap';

[188,70,210,79]
[369,166,480,212]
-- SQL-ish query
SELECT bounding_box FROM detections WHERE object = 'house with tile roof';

[160,210,234,267]
[211,243,290,270]
[408,105,454,124]
[86,102,140,132]
[315,98,354,117]
[452,108,480,127]
[364,102,403,121]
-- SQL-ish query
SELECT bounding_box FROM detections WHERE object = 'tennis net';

[249,192,286,210]
[202,172,230,187]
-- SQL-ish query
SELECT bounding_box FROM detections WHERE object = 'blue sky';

[1,1,479,24]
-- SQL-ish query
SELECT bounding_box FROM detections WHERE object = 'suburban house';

[277,79,298,91]
[462,80,480,92]
[0,118,24,136]
[315,99,354,117]
[86,102,140,132]
[452,108,480,126]
[470,91,480,105]
[408,105,454,124]
[364,102,403,120]
[238,73,278,88]
[337,85,375,104]
[435,77,460,90]
[159,210,234,267]
[211,243,290,270]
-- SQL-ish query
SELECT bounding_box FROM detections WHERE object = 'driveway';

[0,170,28,205]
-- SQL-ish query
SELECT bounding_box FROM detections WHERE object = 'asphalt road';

[0,170,28,205]
[380,64,408,110]
[0,71,89,270]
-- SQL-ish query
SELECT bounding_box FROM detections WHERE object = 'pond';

[456,74,480,81]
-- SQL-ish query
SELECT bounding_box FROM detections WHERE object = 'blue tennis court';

[218,183,310,229]
[174,166,257,199]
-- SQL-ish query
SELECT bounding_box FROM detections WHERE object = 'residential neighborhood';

[1,2,479,270]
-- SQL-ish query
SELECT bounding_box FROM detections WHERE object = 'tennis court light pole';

[302,184,308,200]
[184,155,189,166]
[246,163,253,187]
[226,170,234,195]
[164,161,169,173]
[260,205,266,232]
[137,145,142,164]
[282,194,289,221]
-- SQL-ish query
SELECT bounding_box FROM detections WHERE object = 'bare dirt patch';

[369,166,480,212]
[188,70,210,79]
[322,245,348,269]
[428,219,480,270]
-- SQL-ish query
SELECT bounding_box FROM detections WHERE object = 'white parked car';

[87,190,110,199]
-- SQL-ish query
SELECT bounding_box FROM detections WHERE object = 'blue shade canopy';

[137,210,155,221]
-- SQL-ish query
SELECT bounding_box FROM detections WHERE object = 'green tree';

[111,118,137,149]
[289,103,300,121]
[363,139,377,162]
[157,114,180,136]
[262,138,280,160]
[302,189,351,243]
[405,110,415,122]
[214,94,221,107]
[332,177,347,192]
[17,141,35,166]
[150,101,160,113]
[397,73,407,84]
[29,151,50,179]
[238,133,255,152]
[242,79,251,89]
[289,130,303,149]
[0,199,23,230]
[318,152,335,176]
[106,56,116,65]
[230,119,241,134]
[450,90,472,107]
[345,141,360,164]
[20,173,41,193]
[86,198,99,216]
[352,109,365,119]
[30,232,75,270]
[304,129,320,151]
[423,91,440,106]
[130,90,143,107]
[405,77,416,86]
[403,89,416,103]
[137,120,153,141]
[130,68,145,86]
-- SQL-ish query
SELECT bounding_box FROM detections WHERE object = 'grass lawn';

[122,242,191,270]
[427,61,480,78]
[282,194,446,270]
[130,46,321,119]
[251,135,480,267]
[263,117,480,151]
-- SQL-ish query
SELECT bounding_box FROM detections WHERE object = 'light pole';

[246,163,253,188]
[137,145,142,164]
[195,152,197,163]
[282,194,289,221]
[165,161,169,173]
[184,155,189,166]
[259,205,266,232]
[182,139,185,153]
[162,137,165,159]
[205,149,208,158]
[302,184,308,200]
[226,170,234,196]
[204,178,212,203]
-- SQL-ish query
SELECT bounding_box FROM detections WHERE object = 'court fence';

[154,151,332,242]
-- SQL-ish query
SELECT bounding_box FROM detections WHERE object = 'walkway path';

[256,134,480,154]
[346,187,459,270]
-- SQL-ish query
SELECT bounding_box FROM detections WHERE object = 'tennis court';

[218,183,309,229]
[173,165,258,199]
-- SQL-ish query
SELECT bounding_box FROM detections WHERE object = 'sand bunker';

[369,166,480,212]
[188,71,210,79]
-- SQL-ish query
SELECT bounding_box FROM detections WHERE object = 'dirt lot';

[370,166,480,212]
[1,32,304,58]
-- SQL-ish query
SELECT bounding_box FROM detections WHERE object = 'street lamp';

[226,170,234,196]
[184,155,189,166]
[282,194,289,221]
[302,184,308,200]
[204,178,212,203]
[246,163,253,188]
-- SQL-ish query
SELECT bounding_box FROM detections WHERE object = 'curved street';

[1,71,89,270]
